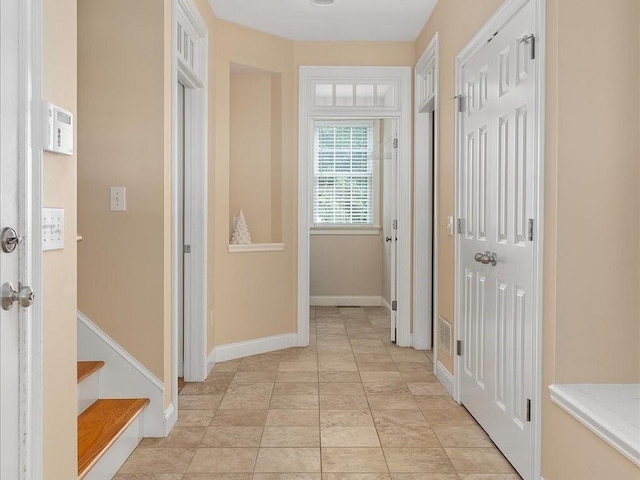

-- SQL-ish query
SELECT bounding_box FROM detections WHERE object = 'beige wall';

[230,72,275,243]
[416,0,640,478]
[77,0,173,406]
[209,18,296,348]
[310,235,384,297]
[42,0,78,477]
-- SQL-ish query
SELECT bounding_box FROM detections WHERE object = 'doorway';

[298,66,413,348]
[308,118,399,340]
[455,0,544,478]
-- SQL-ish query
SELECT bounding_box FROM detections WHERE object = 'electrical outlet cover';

[42,208,64,251]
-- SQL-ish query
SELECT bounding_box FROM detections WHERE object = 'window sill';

[228,243,284,253]
[311,226,382,236]
[549,383,640,466]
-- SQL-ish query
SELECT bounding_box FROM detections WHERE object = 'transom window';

[312,120,378,227]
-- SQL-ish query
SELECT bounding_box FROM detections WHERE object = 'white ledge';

[549,383,640,466]
[311,226,382,236]
[228,243,284,253]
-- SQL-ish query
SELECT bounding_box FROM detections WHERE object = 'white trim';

[413,33,439,352]
[213,333,298,363]
[77,311,166,437]
[173,0,209,405]
[549,384,640,466]
[228,243,285,253]
[310,296,384,307]
[453,2,545,480]
[311,226,381,235]
[164,403,177,436]
[380,297,392,312]
[436,361,455,399]
[19,0,43,477]
[207,349,216,375]
[298,66,413,348]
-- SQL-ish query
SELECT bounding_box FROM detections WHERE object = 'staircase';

[77,360,149,479]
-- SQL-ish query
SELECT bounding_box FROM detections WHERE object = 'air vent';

[439,316,452,355]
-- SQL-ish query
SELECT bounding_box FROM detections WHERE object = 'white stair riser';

[82,411,145,480]
[78,373,99,415]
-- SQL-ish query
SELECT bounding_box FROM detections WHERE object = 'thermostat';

[43,102,73,156]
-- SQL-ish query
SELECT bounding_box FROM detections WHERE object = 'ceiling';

[208,0,439,42]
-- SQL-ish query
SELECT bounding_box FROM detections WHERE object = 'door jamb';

[413,33,439,357]
[19,0,44,477]
[297,66,413,348]
[172,0,209,405]
[453,1,545,479]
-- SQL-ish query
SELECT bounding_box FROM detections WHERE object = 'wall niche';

[229,63,283,252]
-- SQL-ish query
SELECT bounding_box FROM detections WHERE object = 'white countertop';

[549,383,640,466]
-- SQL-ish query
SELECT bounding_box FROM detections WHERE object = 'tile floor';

[116,306,520,479]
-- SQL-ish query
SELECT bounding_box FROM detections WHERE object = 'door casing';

[453,0,546,478]
[297,66,413,348]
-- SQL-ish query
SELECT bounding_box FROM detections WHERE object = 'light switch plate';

[110,186,126,212]
[42,208,64,251]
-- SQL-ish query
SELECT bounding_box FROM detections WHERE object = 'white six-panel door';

[1,0,24,477]
[458,1,536,477]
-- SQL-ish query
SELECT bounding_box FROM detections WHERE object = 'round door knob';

[386,236,392,242]
[18,285,35,308]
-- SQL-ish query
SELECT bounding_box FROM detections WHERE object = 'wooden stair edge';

[77,361,105,384]
[77,398,149,479]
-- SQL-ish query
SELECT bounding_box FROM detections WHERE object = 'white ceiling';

[208,0,439,42]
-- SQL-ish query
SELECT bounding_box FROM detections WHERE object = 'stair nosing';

[77,398,149,479]
[77,361,105,384]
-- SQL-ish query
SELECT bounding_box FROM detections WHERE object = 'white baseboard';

[213,333,298,363]
[77,310,166,437]
[164,403,177,436]
[381,297,392,311]
[310,295,384,307]
[436,360,455,399]
[207,349,216,375]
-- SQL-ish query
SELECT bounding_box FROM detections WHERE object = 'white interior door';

[1,0,30,476]
[382,121,398,342]
[177,82,185,378]
[459,1,536,477]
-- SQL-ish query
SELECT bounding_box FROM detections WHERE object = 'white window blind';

[313,122,375,226]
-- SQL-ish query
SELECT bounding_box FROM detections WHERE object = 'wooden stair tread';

[77,361,105,384]
[78,398,149,479]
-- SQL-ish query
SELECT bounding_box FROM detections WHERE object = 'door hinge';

[393,137,399,149]
[456,340,463,356]
[526,398,532,422]
[391,300,397,312]
[454,95,466,113]
[523,34,536,60]
[457,218,464,234]
[528,218,534,242]
[183,245,191,253]
[392,219,398,230]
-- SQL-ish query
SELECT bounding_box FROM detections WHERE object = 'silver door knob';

[2,282,35,310]
[474,251,497,266]
[386,236,392,242]
[2,227,23,253]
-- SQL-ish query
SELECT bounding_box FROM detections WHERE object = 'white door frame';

[453,0,545,478]
[413,33,439,356]
[298,66,413,347]
[172,0,208,405]
[16,0,44,477]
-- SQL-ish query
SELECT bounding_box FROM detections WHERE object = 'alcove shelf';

[228,243,284,254]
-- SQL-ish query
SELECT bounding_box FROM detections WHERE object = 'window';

[312,120,378,229]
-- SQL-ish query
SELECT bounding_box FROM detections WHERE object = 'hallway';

[116,306,519,478]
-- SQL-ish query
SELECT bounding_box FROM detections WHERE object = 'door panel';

[1,0,23,476]
[459,1,536,478]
